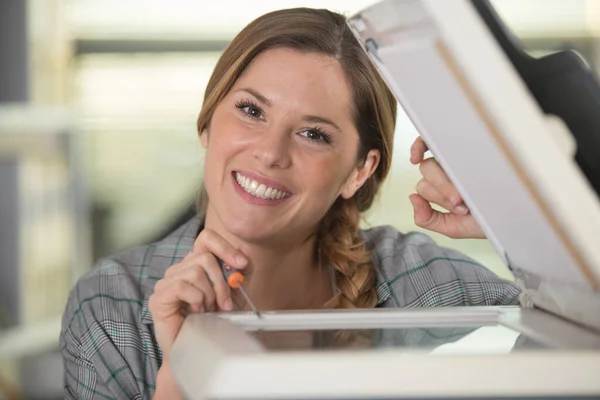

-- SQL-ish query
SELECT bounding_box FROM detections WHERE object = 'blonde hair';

[196,8,397,309]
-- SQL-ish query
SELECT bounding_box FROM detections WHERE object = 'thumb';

[409,194,439,229]
[410,194,473,239]
[410,193,460,238]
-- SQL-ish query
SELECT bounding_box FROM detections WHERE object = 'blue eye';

[235,100,264,120]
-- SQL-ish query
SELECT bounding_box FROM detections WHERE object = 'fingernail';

[236,255,247,266]
[224,299,233,311]
[450,194,461,206]
[456,205,469,214]
[409,194,418,207]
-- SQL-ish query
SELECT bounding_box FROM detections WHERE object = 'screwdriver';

[217,258,261,317]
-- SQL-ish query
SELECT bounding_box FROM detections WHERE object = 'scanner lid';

[347,0,600,327]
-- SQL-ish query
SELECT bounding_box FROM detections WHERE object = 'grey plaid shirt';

[60,216,520,399]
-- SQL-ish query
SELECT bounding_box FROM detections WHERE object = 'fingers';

[164,252,233,311]
[409,194,484,239]
[193,230,248,270]
[410,137,465,208]
[163,228,247,311]
[410,137,429,164]
[418,157,466,208]
[192,253,233,311]
[416,179,468,215]
[409,193,438,230]
[150,278,206,316]
[409,137,485,240]
[175,263,217,311]
[148,277,207,358]
[148,229,245,359]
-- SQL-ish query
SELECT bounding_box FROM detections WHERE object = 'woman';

[61,7,519,400]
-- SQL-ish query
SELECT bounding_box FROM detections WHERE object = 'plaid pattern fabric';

[60,216,520,399]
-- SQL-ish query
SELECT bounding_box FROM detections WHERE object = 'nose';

[252,126,292,169]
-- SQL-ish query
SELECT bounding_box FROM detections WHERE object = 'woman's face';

[201,47,379,244]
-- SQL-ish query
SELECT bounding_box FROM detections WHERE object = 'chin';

[220,211,273,242]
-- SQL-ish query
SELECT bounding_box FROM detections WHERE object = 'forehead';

[232,48,354,119]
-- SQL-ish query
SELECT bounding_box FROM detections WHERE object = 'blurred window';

[73,53,217,253]
[65,0,599,276]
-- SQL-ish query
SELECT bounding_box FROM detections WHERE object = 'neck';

[203,208,333,311]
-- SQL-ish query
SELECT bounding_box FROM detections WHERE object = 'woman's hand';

[149,229,248,399]
[148,229,248,358]
[409,137,486,239]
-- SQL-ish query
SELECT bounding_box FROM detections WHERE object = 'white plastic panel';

[347,0,600,289]
[171,308,600,399]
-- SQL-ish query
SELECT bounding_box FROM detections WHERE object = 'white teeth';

[256,184,266,197]
[234,172,290,200]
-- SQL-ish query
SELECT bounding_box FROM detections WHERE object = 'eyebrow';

[302,115,341,132]
[237,87,272,107]
[236,87,342,132]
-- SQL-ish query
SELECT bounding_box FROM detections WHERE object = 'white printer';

[171,1,600,398]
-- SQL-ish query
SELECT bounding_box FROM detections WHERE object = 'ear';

[341,149,380,199]
[200,128,209,148]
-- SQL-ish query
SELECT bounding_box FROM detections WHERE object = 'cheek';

[298,152,354,196]
[204,115,248,163]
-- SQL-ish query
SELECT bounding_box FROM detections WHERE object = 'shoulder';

[61,214,201,339]
[60,251,159,398]
[60,216,201,398]
[359,225,520,307]
[62,215,200,334]
[61,245,158,341]
[360,224,437,260]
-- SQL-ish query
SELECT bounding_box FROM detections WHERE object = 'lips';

[233,171,291,200]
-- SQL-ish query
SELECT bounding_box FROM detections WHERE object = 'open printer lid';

[346,0,600,329]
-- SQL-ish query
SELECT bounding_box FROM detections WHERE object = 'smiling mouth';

[234,172,291,200]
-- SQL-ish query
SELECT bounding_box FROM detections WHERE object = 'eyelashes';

[298,126,332,144]
[234,98,332,145]
[235,99,264,120]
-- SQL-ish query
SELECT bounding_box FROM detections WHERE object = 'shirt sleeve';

[365,226,520,307]
[435,242,521,306]
[60,260,156,400]
[60,281,121,400]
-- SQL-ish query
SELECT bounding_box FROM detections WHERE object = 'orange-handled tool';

[218,258,261,317]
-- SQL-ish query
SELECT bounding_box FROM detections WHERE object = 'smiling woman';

[198,46,386,312]
[60,7,519,400]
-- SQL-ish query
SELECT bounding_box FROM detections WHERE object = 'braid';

[320,199,378,309]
